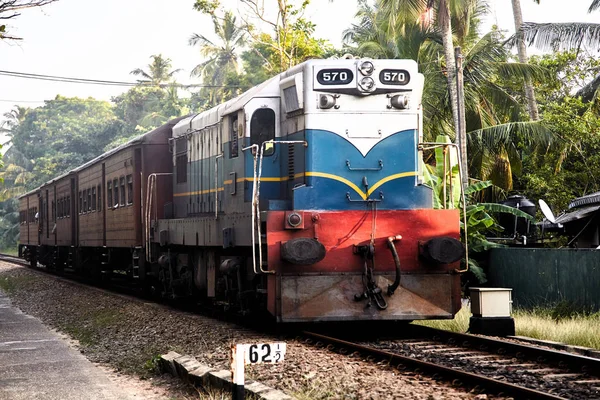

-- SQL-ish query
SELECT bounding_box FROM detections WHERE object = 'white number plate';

[239,343,287,364]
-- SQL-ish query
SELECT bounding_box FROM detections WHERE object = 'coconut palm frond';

[189,33,216,47]
[130,68,152,81]
[494,62,551,83]
[468,121,554,153]
[379,0,427,28]
[589,0,600,12]
[511,22,600,52]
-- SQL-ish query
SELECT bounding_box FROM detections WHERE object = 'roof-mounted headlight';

[358,77,376,93]
[359,61,374,76]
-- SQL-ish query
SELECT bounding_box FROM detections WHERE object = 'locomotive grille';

[288,144,295,180]
[283,86,300,113]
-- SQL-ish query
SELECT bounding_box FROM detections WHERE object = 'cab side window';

[250,108,275,156]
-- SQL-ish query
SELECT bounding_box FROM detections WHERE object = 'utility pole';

[455,46,468,190]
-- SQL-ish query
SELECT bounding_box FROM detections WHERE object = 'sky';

[0,0,598,127]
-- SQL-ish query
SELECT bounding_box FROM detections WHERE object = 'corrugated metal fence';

[488,248,600,310]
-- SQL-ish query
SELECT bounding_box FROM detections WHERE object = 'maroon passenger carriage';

[19,58,465,324]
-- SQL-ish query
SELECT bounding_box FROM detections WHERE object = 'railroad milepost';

[231,342,286,400]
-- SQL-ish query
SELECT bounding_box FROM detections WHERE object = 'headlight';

[319,94,337,109]
[358,77,376,93]
[390,95,409,109]
[359,61,374,76]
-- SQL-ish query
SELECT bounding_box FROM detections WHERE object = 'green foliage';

[190,0,334,107]
[130,54,181,87]
[424,135,533,284]
[112,85,188,135]
[193,0,220,14]
[8,96,123,187]
[189,11,246,108]
[343,0,553,192]
[514,51,600,214]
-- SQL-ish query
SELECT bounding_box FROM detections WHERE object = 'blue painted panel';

[289,129,432,210]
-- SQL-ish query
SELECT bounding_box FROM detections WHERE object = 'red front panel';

[266,209,462,322]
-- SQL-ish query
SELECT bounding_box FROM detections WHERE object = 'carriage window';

[107,182,113,208]
[83,190,87,213]
[52,200,55,221]
[97,185,102,212]
[250,108,276,156]
[92,187,96,211]
[87,188,92,212]
[79,191,83,214]
[120,176,126,206]
[66,196,70,217]
[127,175,133,205]
[58,199,62,219]
[113,178,119,208]
[229,116,239,158]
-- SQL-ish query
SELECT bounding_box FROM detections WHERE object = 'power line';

[0,70,241,89]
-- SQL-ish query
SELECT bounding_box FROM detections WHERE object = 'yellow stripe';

[367,171,417,196]
[174,187,225,197]
[178,171,416,200]
[235,177,288,183]
[305,172,367,200]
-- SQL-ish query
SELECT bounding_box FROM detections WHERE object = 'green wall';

[488,248,600,310]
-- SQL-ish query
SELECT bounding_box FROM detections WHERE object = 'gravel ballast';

[0,261,498,399]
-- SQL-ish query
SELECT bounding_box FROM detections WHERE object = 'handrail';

[214,154,223,219]
[419,142,469,273]
[243,139,308,275]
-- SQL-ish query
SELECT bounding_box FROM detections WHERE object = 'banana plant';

[423,135,534,283]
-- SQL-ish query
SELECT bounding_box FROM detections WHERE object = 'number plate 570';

[243,343,287,364]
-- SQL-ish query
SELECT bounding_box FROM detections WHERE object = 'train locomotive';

[19,58,464,323]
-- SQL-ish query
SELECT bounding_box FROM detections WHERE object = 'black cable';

[0,69,242,88]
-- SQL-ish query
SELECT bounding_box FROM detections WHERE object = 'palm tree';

[131,54,181,86]
[189,11,246,83]
[344,0,553,191]
[517,1,600,52]
[1,105,29,139]
[510,0,540,120]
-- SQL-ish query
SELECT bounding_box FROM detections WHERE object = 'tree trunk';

[511,0,540,121]
[438,0,467,188]
[439,0,460,138]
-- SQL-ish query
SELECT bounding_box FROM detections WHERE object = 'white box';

[470,288,513,317]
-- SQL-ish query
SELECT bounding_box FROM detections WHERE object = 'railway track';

[3,253,599,399]
[302,328,600,400]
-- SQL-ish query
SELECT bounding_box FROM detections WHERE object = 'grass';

[0,246,19,256]
[513,307,600,350]
[59,308,124,348]
[414,300,600,350]
[61,323,96,346]
[0,275,37,294]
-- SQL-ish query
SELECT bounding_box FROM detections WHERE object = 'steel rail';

[303,331,567,400]
[0,254,30,267]
[407,324,600,376]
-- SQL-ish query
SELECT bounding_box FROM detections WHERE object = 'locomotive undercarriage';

[150,244,268,314]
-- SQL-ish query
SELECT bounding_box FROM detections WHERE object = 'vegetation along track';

[303,325,600,400]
